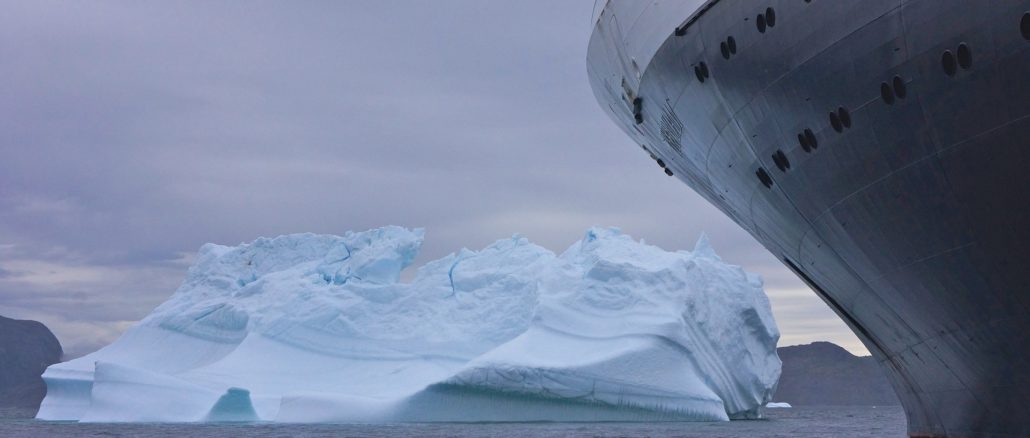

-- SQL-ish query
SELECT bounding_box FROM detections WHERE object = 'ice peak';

[692,232,720,260]
[583,226,622,242]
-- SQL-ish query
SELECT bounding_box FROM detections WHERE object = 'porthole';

[1022,13,1030,40]
[695,66,706,82]
[798,133,811,153]
[830,111,843,132]
[766,8,776,27]
[957,43,972,69]
[880,82,895,104]
[804,129,817,150]
[656,159,666,168]
[728,36,737,54]
[757,14,767,33]
[700,62,709,78]
[721,41,730,59]
[838,107,851,128]
[941,50,957,76]
[756,167,773,188]
[665,168,674,176]
[772,150,790,172]
[892,76,907,99]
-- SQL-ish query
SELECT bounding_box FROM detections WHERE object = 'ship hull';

[587,1,1030,436]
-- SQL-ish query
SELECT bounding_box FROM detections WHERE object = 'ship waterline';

[587,1,1030,437]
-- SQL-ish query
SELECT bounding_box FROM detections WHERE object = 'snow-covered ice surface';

[37,226,781,423]
[766,402,792,408]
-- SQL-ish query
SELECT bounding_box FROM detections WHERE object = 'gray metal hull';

[587,1,1030,436]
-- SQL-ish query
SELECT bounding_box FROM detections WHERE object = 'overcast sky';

[0,1,864,358]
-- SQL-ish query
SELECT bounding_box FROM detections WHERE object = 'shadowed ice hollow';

[37,226,781,423]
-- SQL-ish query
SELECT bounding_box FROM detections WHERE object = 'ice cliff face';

[37,226,780,423]
[438,228,779,421]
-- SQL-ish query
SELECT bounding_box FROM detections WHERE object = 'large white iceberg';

[38,226,781,423]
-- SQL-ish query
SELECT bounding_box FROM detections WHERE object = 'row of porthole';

[757,5,793,186]
[881,76,908,104]
[752,12,1030,189]
[694,62,710,83]
[751,13,1027,152]
[829,107,852,133]
[706,10,1028,189]
[759,92,890,185]
[797,128,818,153]
[756,7,776,33]
[756,167,773,188]
[749,1,815,187]
[757,154,789,187]
[648,151,676,177]
[757,119,829,185]
[656,5,786,173]
[750,9,1030,187]
[720,36,738,59]
[763,127,818,183]
[941,43,972,76]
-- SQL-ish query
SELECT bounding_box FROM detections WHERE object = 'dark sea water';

[0,406,905,437]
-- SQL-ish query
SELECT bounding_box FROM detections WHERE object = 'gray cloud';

[0,1,861,358]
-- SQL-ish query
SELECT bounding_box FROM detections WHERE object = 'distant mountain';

[773,341,899,406]
[0,315,62,412]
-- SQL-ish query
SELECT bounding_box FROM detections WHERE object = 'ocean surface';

[0,406,906,437]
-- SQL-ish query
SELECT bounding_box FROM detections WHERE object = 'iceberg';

[38,226,781,423]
